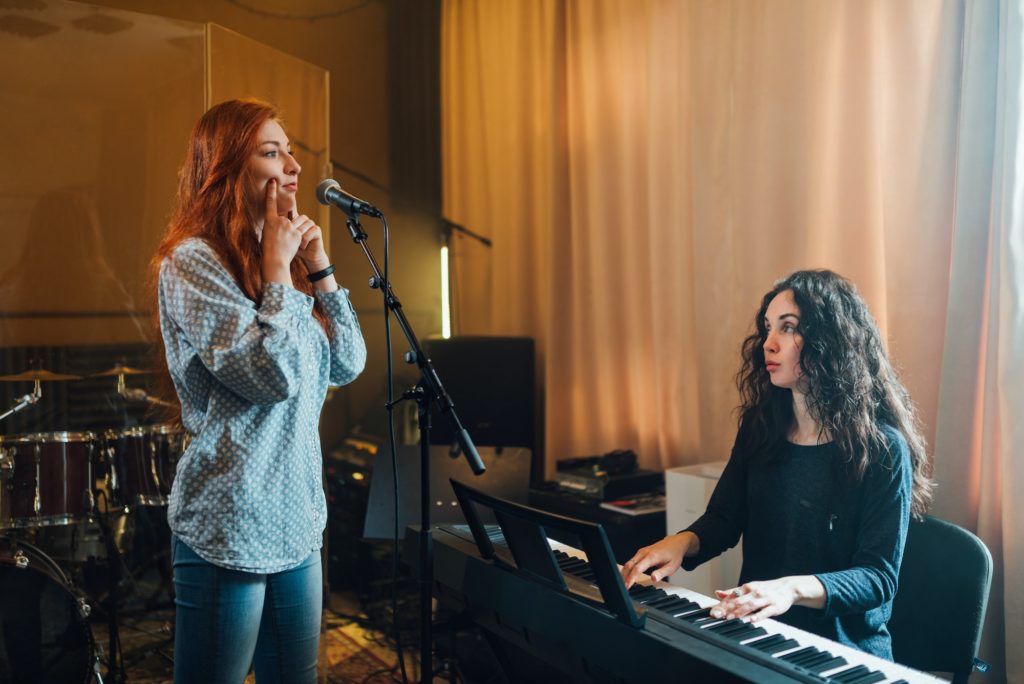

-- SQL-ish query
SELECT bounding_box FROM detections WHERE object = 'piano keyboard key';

[550,541,944,684]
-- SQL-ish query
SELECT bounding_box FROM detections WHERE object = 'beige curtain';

[444,0,1022,680]
[931,1,1024,682]
[443,0,960,472]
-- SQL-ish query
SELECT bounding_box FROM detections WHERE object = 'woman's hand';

[260,180,330,285]
[711,575,825,623]
[620,531,698,588]
[294,214,329,273]
[261,179,303,285]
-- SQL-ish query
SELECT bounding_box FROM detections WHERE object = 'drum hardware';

[0,369,85,382]
[92,365,177,413]
[0,431,99,528]
[0,367,82,423]
[0,445,12,476]
[0,536,98,683]
[0,386,40,423]
[94,505,128,684]
[90,365,152,379]
[104,424,184,508]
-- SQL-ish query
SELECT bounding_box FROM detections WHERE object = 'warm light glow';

[440,245,451,338]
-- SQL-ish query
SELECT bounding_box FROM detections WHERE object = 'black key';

[807,656,847,675]
[669,600,702,613]
[700,622,741,634]
[708,619,751,637]
[780,646,818,663]
[629,586,662,600]
[633,593,661,603]
[667,600,702,616]
[843,673,886,684]
[830,665,869,682]
[727,626,767,642]
[746,634,786,651]
[791,652,834,670]
[559,559,589,572]
[647,595,686,609]
[653,598,697,614]
[695,615,727,625]
[679,606,713,622]
[762,638,800,655]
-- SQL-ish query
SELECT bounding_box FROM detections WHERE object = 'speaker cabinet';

[422,335,536,455]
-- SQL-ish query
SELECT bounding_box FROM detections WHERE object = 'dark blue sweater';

[682,427,912,659]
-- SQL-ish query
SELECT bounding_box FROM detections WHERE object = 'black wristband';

[307,264,336,282]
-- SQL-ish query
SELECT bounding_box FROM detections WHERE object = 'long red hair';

[148,98,329,421]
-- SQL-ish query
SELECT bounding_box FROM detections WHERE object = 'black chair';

[888,515,993,683]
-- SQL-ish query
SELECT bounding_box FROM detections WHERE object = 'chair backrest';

[888,515,992,683]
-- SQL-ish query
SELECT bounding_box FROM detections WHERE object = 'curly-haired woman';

[621,270,933,659]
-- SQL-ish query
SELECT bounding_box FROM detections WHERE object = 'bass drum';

[0,537,95,683]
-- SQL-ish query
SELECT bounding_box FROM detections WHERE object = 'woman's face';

[762,289,804,390]
[250,118,301,217]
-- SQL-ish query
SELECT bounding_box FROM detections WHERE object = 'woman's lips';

[765,362,780,372]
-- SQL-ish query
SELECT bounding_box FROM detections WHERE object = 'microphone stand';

[342,214,485,683]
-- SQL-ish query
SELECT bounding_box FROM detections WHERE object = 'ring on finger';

[731,589,743,598]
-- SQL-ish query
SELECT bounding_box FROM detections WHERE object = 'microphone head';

[316,178,341,206]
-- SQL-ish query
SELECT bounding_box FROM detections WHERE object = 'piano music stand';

[362,445,532,540]
[449,478,644,628]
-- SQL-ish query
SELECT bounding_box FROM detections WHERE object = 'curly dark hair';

[736,269,933,517]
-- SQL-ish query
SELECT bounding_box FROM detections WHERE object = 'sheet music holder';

[449,478,644,628]
[363,446,531,539]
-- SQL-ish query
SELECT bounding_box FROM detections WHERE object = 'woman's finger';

[265,179,278,219]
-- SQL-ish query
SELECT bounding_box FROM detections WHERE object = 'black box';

[554,468,663,501]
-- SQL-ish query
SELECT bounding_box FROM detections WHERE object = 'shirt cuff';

[813,572,836,615]
[315,286,358,320]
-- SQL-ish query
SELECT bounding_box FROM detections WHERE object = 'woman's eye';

[263,150,277,157]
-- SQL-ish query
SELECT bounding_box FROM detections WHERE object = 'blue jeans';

[171,536,322,684]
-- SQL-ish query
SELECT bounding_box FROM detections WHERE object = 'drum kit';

[0,364,185,684]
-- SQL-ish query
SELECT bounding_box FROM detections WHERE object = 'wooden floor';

[90,591,458,683]
[2,509,500,683]
[1,533,475,682]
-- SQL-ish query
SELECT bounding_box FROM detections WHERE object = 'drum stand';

[0,379,41,423]
[94,505,128,683]
[132,505,174,610]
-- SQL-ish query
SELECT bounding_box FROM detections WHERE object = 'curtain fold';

[443,0,959,471]
[933,1,1024,681]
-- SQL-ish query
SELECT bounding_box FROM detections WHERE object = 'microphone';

[316,179,382,218]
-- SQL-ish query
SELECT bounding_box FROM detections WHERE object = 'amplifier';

[555,468,663,501]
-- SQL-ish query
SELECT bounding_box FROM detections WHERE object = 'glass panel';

[0,0,205,347]
[208,24,331,246]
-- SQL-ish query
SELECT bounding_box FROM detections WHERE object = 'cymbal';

[0,369,83,382]
[92,366,153,377]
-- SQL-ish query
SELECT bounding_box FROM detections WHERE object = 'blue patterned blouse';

[158,238,366,573]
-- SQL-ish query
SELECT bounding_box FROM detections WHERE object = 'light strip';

[440,245,451,339]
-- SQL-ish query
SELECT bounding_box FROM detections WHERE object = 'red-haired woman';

[153,99,366,683]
